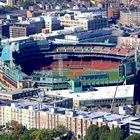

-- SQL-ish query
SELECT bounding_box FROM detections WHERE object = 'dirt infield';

[67,69,87,78]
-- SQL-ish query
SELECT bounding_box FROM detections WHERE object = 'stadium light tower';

[53,54,67,76]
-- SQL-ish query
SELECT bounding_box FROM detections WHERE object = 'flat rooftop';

[46,85,134,101]
[1,36,30,44]
[66,28,113,37]
[0,88,38,96]
[1,101,138,125]
[132,118,140,122]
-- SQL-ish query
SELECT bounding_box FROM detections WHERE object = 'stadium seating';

[55,46,135,57]
[128,49,135,55]
[118,48,128,55]
[41,59,120,71]
[50,61,59,68]
[91,61,119,70]
[109,48,119,54]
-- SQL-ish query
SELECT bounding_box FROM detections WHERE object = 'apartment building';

[60,14,108,31]
[120,10,140,26]
[10,20,45,38]
[130,118,140,135]
[0,102,136,139]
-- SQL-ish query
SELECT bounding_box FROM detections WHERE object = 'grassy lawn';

[52,69,73,76]
[105,70,121,82]
[51,68,122,82]
[83,69,122,82]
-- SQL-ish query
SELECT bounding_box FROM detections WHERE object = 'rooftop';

[1,36,30,44]
[46,85,134,100]
[1,101,138,125]
[0,88,38,95]
[132,118,140,122]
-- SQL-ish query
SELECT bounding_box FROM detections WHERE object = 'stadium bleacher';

[56,46,134,57]
[118,48,128,55]
[44,60,119,71]
[91,61,119,70]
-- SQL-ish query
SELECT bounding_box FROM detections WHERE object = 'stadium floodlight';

[53,54,68,76]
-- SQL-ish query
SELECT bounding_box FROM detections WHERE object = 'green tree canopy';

[23,0,30,9]
[19,129,37,140]
[54,125,67,137]
[108,127,124,140]
[98,125,110,136]
[125,134,140,140]
[71,136,77,140]
[0,125,67,140]
[99,133,109,140]
[84,124,99,140]
[0,133,17,140]
[98,125,110,140]
[31,129,53,140]
[10,121,25,136]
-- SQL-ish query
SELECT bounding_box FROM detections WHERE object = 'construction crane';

[110,83,119,113]
[110,54,130,113]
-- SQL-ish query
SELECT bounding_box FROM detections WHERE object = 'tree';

[23,0,30,9]
[0,133,17,140]
[19,129,37,140]
[99,133,109,140]
[98,125,110,136]
[54,125,67,137]
[125,134,140,140]
[108,127,124,140]
[71,136,77,140]
[84,124,98,140]
[98,125,110,140]
[30,129,53,140]
[10,121,25,136]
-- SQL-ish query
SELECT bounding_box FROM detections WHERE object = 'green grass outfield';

[52,69,73,76]
[51,68,122,82]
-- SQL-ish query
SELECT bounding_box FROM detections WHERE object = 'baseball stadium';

[1,39,132,90]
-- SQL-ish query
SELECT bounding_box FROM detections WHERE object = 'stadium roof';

[52,41,116,46]
[46,85,134,101]
[1,36,30,44]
